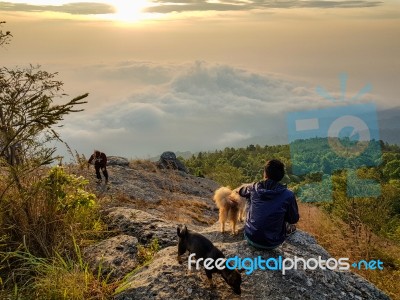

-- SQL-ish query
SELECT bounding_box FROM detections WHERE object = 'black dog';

[177,225,242,295]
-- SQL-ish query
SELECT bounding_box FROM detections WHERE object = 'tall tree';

[0,66,88,166]
[0,21,88,194]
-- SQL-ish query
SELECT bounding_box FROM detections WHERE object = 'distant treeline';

[182,138,400,243]
[183,138,399,185]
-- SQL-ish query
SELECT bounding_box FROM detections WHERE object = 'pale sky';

[1,0,399,158]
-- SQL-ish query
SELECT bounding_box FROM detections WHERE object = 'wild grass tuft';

[136,238,160,265]
[298,202,400,300]
[129,159,158,173]
[0,166,114,298]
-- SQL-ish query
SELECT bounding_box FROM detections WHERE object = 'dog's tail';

[213,187,240,209]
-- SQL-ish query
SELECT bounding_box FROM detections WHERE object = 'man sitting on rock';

[88,149,109,184]
[239,159,299,250]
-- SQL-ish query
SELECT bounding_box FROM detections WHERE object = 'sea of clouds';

[56,61,376,159]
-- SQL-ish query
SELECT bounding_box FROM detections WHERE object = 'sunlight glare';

[110,0,150,22]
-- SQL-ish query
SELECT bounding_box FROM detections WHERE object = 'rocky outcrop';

[83,207,181,280]
[84,234,138,279]
[92,164,217,203]
[105,207,178,247]
[115,224,390,300]
[156,151,188,173]
[84,207,206,281]
[82,159,219,215]
[107,156,130,167]
[79,159,389,300]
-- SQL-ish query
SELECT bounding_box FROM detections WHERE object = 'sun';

[109,0,151,22]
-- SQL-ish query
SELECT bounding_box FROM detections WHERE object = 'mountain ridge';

[80,159,390,300]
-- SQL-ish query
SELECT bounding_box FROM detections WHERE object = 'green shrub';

[0,166,106,293]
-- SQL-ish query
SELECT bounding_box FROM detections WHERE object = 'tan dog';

[213,187,247,235]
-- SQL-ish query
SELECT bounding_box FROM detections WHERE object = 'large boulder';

[105,207,179,248]
[115,224,389,300]
[84,234,138,279]
[107,156,130,167]
[157,151,188,173]
[82,154,390,300]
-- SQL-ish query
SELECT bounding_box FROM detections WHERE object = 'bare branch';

[0,21,12,47]
[0,65,88,167]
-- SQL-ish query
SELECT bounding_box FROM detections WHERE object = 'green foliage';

[184,140,400,245]
[0,166,105,292]
[183,144,290,187]
[42,166,96,211]
[289,138,382,175]
[0,65,88,170]
[115,239,161,296]
[0,238,116,299]
[208,163,246,187]
[293,174,332,203]
[0,22,113,298]
[383,160,400,180]
[1,29,87,196]
[136,238,160,265]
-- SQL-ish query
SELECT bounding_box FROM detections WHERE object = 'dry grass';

[129,159,158,173]
[33,265,115,300]
[298,204,354,258]
[113,193,216,225]
[298,202,400,299]
[112,193,159,209]
[0,166,115,299]
[159,198,216,225]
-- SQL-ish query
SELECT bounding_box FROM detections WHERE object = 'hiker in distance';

[239,159,299,250]
[88,150,109,184]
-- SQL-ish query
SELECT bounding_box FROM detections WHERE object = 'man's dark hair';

[264,159,285,182]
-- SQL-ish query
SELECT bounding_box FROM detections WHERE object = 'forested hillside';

[183,139,400,296]
[183,139,400,241]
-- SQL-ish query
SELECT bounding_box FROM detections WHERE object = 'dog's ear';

[182,225,187,236]
[177,225,188,238]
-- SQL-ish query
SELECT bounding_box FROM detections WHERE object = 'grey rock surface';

[105,207,178,248]
[90,163,218,205]
[157,151,188,173]
[107,156,130,166]
[115,224,390,300]
[76,158,390,300]
[84,234,138,279]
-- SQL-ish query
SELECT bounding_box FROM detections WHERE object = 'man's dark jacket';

[239,179,299,247]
